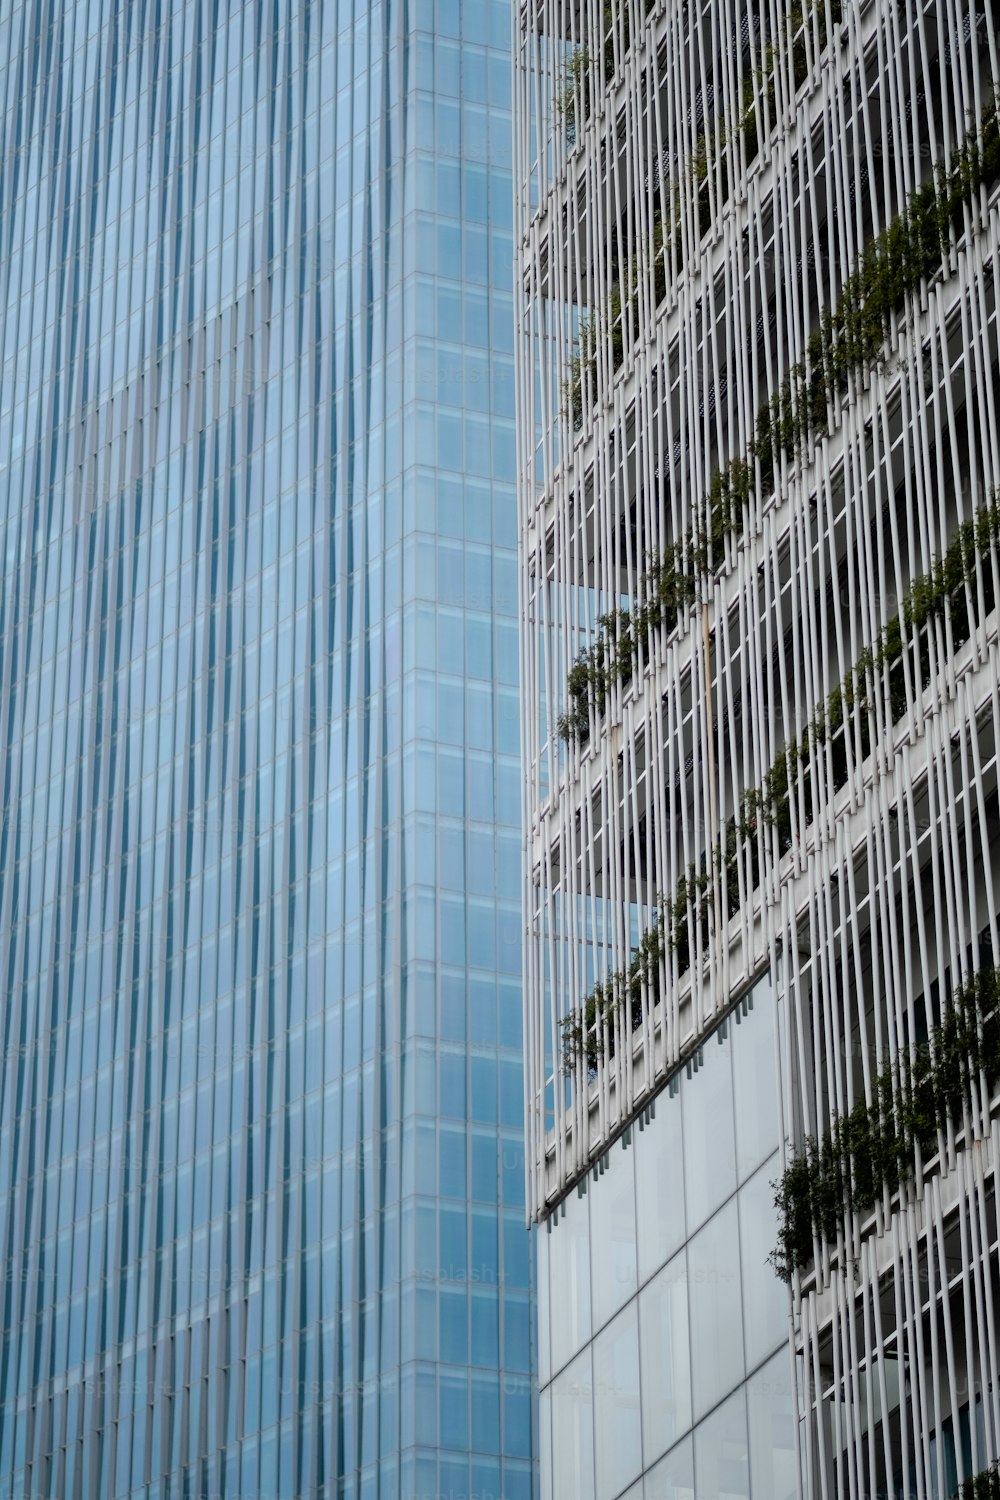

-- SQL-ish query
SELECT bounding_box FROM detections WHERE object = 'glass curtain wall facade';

[0,1,531,1498]
[517,0,1000,1496]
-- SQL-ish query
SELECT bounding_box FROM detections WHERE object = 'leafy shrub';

[769,967,1000,1281]
[561,98,1000,737]
[560,494,1000,1072]
[955,1462,1000,1500]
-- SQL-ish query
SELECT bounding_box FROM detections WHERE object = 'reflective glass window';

[746,1352,798,1500]
[536,1228,551,1385]
[683,1037,737,1233]
[694,1389,750,1500]
[539,1384,553,1500]
[593,1301,642,1499]
[687,1200,745,1421]
[738,1154,789,1373]
[551,1348,595,1500]
[732,984,780,1182]
[634,1089,686,1282]
[548,1189,592,1376]
[645,1436,695,1500]
[639,1254,692,1463]
[589,1151,638,1331]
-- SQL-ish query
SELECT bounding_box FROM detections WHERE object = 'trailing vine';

[560,493,1000,1072]
[769,966,1000,1282]
[560,94,1000,738]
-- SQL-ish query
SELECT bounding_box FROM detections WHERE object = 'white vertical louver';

[516,0,1000,1491]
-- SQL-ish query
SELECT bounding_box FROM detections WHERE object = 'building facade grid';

[516,0,1000,1494]
[0,0,534,1498]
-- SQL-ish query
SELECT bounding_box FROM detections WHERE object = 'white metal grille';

[516,0,1000,1491]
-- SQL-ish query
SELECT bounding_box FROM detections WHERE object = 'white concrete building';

[515,0,1000,1495]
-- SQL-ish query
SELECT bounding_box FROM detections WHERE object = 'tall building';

[0,2,533,1498]
[516,1,1000,1497]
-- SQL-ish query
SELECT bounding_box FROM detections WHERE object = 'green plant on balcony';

[561,492,1000,1067]
[668,493,1000,956]
[560,258,642,430]
[560,983,618,1073]
[560,0,848,425]
[677,0,847,244]
[561,313,597,431]
[751,91,1000,487]
[559,96,1000,739]
[556,460,752,740]
[560,907,667,1072]
[604,0,629,83]
[769,965,1000,1281]
[556,2,632,144]
[556,45,593,145]
[684,0,846,226]
[649,203,672,305]
[606,277,631,372]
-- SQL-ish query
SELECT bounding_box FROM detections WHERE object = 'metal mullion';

[984,1119,1000,1455]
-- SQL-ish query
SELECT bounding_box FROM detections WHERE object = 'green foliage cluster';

[699,0,844,173]
[562,0,845,425]
[770,967,1000,1282]
[560,494,1000,1070]
[751,92,1000,490]
[563,314,597,432]
[560,98,1000,738]
[683,0,846,229]
[556,459,752,739]
[557,1,656,143]
[955,1462,1000,1500]
[560,910,666,1072]
[564,263,654,428]
[556,45,594,145]
[667,495,1000,959]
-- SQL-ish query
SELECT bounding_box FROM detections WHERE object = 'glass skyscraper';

[516,0,1000,1496]
[0,2,531,1498]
